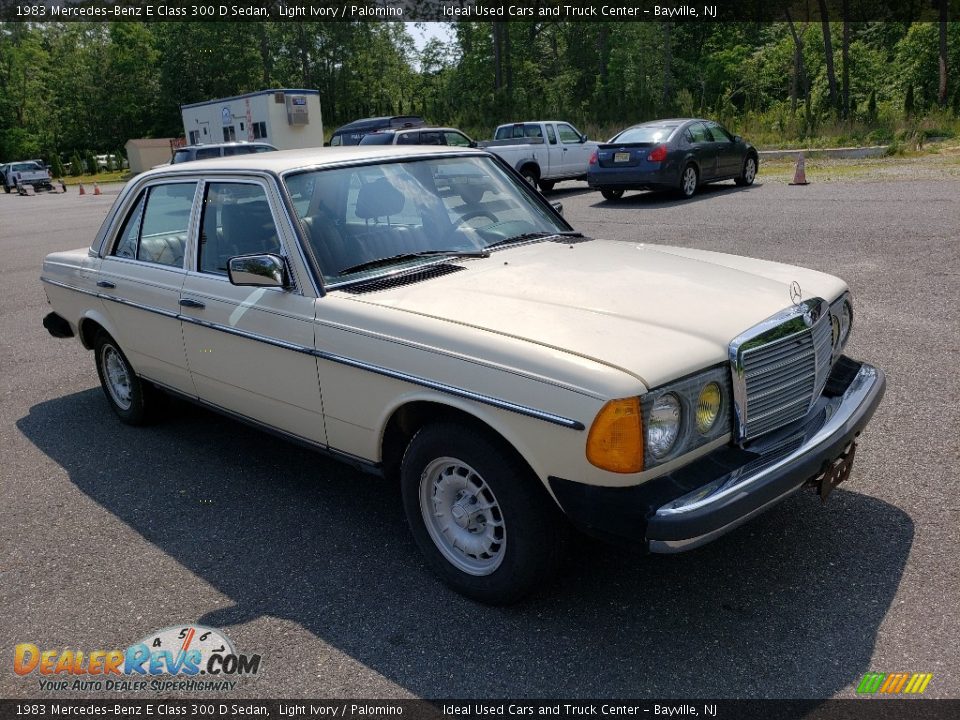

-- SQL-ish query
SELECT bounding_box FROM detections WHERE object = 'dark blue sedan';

[587,119,758,200]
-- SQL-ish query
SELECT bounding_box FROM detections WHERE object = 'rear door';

[98,181,198,394]
[687,122,718,180]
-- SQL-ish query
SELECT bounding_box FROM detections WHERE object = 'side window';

[396,132,419,145]
[199,182,281,275]
[195,147,219,160]
[688,123,710,144]
[113,193,146,259]
[113,183,196,268]
[421,131,443,145]
[557,124,583,144]
[444,131,471,147]
[545,125,557,145]
[708,122,734,142]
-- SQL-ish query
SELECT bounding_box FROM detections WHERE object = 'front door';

[556,123,591,177]
[178,179,327,445]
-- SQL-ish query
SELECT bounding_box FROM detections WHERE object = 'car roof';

[141,145,487,176]
[371,127,461,135]
[177,142,276,151]
[333,116,424,132]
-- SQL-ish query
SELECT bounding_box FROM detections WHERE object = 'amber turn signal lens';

[586,398,644,473]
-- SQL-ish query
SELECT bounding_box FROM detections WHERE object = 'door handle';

[96,281,116,289]
[179,298,205,309]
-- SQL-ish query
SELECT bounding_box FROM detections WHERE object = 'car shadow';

[593,182,760,209]
[18,390,912,698]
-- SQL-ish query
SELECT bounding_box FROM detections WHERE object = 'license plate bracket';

[816,442,857,502]
[614,152,630,163]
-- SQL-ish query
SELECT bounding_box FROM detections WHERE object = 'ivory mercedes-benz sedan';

[41,146,884,604]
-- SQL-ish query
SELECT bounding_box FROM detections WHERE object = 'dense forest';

[0,19,958,164]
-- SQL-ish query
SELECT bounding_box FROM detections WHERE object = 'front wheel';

[735,155,758,186]
[600,188,625,201]
[400,423,566,604]
[678,164,698,198]
[94,331,160,425]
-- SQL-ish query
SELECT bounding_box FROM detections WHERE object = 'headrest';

[354,177,405,219]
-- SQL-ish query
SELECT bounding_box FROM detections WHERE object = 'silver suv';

[171,142,277,164]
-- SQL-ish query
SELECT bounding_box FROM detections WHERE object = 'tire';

[3,184,9,194]
[678,163,698,198]
[519,166,539,189]
[400,422,567,604]
[93,331,159,425]
[538,179,555,193]
[600,188,625,201]
[735,155,758,186]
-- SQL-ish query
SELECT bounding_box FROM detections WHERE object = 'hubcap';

[419,457,506,576]
[745,159,756,183]
[102,345,133,410]
[683,168,696,195]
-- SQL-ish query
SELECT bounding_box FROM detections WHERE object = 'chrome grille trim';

[729,298,832,442]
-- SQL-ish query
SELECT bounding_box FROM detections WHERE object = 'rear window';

[610,125,679,144]
[172,150,191,164]
[359,133,394,145]
[12,162,42,171]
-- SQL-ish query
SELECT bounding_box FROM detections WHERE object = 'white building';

[180,89,324,150]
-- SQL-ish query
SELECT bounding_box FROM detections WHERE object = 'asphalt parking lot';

[1,171,958,700]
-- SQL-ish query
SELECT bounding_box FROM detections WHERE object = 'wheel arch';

[379,396,549,496]
[516,161,541,182]
[77,311,119,351]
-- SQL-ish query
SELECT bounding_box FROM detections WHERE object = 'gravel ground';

[1,156,957,701]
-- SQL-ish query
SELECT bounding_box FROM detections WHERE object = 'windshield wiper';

[338,249,490,276]
[485,230,585,250]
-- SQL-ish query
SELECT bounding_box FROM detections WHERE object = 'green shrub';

[84,152,97,175]
[70,152,83,177]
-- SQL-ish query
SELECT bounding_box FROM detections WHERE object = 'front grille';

[732,300,833,441]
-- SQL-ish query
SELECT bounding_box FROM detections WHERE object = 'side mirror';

[734,135,742,143]
[469,140,478,148]
[551,201,564,216]
[581,134,589,143]
[228,254,288,288]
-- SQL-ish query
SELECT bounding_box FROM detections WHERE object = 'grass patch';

[58,170,129,186]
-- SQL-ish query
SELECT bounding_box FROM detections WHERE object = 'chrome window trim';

[728,297,830,443]
[41,277,584,432]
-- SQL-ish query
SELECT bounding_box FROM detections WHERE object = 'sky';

[406,21,456,51]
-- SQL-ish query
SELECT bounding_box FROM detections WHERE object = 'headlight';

[647,393,682,459]
[830,293,853,355]
[695,382,722,434]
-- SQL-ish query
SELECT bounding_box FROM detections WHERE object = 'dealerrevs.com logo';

[14,625,261,693]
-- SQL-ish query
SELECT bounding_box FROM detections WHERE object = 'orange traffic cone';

[789,153,810,185]
[93,183,101,196]
[78,183,85,195]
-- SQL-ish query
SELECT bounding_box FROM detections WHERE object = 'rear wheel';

[519,166,539,189]
[678,164,698,198]
[3,184,10,194]
[600,188,625,201]
[94,331,160,425]
[735,155,758,186]
[400,422,566,604]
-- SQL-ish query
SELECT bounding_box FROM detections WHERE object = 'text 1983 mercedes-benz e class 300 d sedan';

[41,146,884,603]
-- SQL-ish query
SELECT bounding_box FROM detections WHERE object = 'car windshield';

[284,155,569,285]
[610,125,679,144]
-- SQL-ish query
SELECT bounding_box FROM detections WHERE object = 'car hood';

[346,239,846,389]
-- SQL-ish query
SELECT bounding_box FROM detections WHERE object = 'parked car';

[359,127,475,148]
[477,121,599,192]
[41,145,884,604]
[589,118,759,200]
[328,116,425,147]
[2,160,54,193]
[170,142,277,165]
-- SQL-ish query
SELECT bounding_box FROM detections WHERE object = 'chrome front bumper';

[646,361,885,553]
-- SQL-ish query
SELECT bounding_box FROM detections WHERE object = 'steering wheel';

[453,209,498,229]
